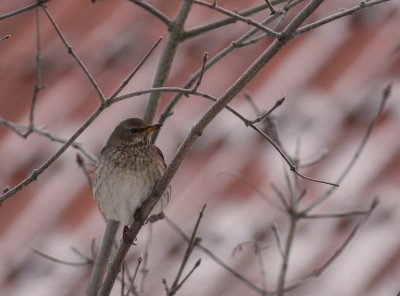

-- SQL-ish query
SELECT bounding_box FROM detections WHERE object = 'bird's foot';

[148,212,165,223]
[123,225,137,245]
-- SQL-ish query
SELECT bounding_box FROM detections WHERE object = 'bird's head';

[106,118,162,146]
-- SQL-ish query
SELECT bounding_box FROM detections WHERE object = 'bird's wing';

[155,146,167,169]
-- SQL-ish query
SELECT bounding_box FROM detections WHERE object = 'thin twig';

[245,97,285,126]
[129,0,171,26]
[218,171,284,212]
[192,0,281,38]
[271,224,284,258]
[168,205,206,295]
[182,3,273,40]
[32,249,91,267]
[286,198,379,292]
[296,0,392,35]
[276,209,297,295]
[41,4,106,103]
[164,216,267,295]
[28,7,44,133]
[124,257,142,296]
[256,243,268,292]
[305,83,391,212]
[169,259,201,295]
[265,0,277,14]
[108,37,163,101]
[0,106,104,203]
[298,148,329,168]
[301,207,374,219]
[0,117,96,163]
[139,225,153,294]
[191,52,208,92]
[0,0,49,21]
[71,246,94,264]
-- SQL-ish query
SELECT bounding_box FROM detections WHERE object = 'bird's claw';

[123,225,137,245]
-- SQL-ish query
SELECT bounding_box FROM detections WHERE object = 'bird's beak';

[145,123,162,135]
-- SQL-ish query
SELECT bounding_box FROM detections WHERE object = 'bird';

[92,118,170,225]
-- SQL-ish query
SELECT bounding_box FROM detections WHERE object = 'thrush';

[92,118,170,225]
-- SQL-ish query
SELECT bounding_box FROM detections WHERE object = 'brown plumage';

[92,118,170,224]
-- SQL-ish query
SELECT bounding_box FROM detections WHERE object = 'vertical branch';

[143,0,193,123]
[87,220,120,296]
[28,6,43,132]
[276,216,297,296]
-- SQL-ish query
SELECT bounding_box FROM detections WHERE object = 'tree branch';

[143,0,193,123]
[98,2,325,295]
[42,4,106,103]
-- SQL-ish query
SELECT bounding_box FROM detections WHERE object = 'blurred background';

[0,0,399,295]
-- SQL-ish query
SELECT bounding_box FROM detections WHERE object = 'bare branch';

[0,0,49,21]
[265,0,277,15]
[108,37,163,100]
[87,220,120,296]
[28,7,44,133]
[169,259,201,295]
[296,0,392,35]
[271,224,284,258]
[276,215,297,295]
[183,3,274,40]
[191,0,281,38]
[191,52,208,93]
[129,0,171,26]
[124,257,142,296]
[164,216,267,295]
[245,97,285,126]
[287,198,379,291]
[139,225,153,294]
[0,105,104,203]
[168,205,206,295]
[218,171,285,212]
[41,4,106,103]
[159,0,304,128]
[143,0,194,123]
[0,117,97,163]
[305,83,391,212]
[32,248,91,267]
[298,148,329,168]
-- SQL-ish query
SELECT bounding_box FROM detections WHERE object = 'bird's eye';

[131,128,138,133]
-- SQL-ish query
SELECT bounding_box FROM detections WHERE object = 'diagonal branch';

[191,0,281,38]
[296,0,392,35]
[167,205,206,295]
[164,216,267,295]
[41,4,106,103]
[0,0,49,21]
[305,83,391,212]
[128,0,171,26]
